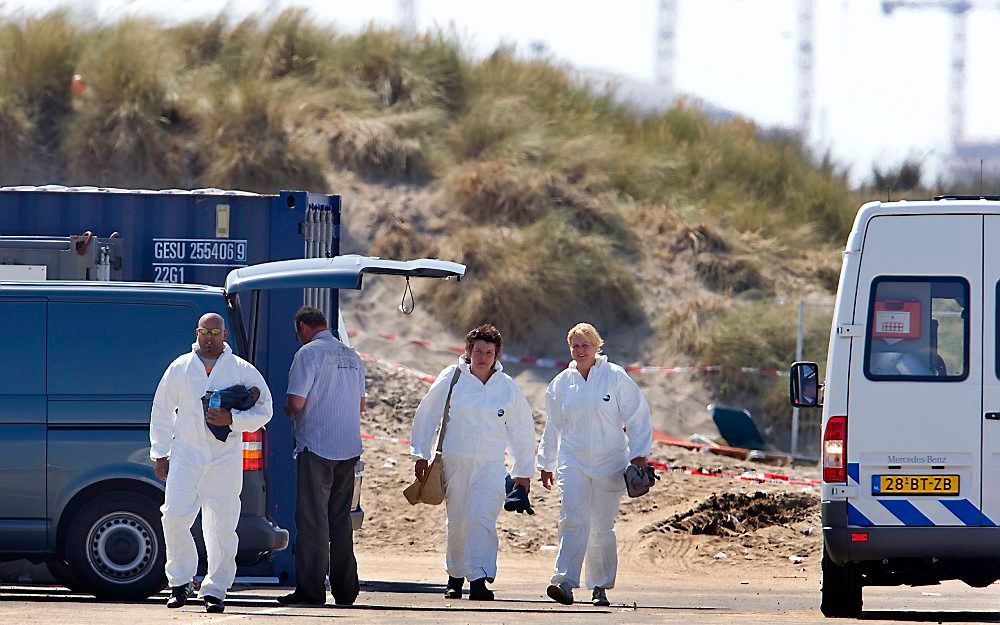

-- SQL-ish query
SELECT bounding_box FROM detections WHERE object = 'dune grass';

[0,9,858,434]
[62,20,186,188]
[429,213,642,343]
[0,11,82,179]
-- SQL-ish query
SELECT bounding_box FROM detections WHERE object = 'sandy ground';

[9,547,1000,625]
[358,360,822,579]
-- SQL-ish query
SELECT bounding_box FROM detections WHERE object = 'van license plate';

[872,475,959,496]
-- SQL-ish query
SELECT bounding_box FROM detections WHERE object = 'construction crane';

[798,0,816,140]
[397,0,417,34]
[655,0,678,99]
[881,0,1000,149]
[656,0,816,138]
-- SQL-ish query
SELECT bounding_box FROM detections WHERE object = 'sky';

[3,0,998,185]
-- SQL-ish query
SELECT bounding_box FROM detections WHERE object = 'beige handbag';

[403,368,462,506]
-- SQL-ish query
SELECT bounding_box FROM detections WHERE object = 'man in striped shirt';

[277,307,365,607]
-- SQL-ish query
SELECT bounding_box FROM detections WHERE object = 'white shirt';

[410,358,536,478]
[150,343,273,461]
[537,355,653,477]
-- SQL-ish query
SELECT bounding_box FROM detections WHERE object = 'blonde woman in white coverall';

[150,313,273,614]
[410,324,536,602]
[538,322,652,607]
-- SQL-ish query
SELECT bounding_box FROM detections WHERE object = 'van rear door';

[848,214,982,527]
[978,216,1000,524]
[224,255,465,294]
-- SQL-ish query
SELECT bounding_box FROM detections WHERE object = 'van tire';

[820,547,862,618]
[63,492,167,599]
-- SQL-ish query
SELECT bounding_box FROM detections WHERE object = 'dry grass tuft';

[444,161,633,249]
[655,296,732,358]
[670,223,730,255]
[0,96,33,182]
[63,20,186,188]
[446,161,551,224]
[197,80,323,192]
[0,11,81,170]
[693,254,768,295]
[448,96,535,160]
[369,208,439,260]
[169,13,227,69]
[429,216,642,341]
[328,108,445,180]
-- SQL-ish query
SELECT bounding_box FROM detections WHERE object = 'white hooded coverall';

[410,359,536,582]
[537,355,652,590]
[150,343,273,599]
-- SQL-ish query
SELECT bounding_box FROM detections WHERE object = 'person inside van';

[870,347,935,376]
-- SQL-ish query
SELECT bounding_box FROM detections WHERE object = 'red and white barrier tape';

[360,434,819,487]
[349,330,787,377]
[359,350,819,486]
[358,351,437,384]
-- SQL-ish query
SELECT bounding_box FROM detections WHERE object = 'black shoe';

[277,591,326,606]
[468,578,494,601]
[203,595,224,613]
[166,584,189,609]
[547,582,574,606]
[333,596,357,606]
[445,576,464,599]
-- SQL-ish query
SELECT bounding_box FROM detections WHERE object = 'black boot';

[468,578,494,601]
[166,584,189,609]
[445,576,463,599]
[203,595,225,613]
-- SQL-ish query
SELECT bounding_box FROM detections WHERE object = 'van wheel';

[820,547,862,618]
[63,492,167,600]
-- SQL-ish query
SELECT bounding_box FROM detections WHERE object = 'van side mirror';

[790,361,822,408]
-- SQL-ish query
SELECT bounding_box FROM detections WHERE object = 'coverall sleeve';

[504,383,537,479]
[536,378,562,472]
[149,362,179,460]
[231,363,274,433]
[409,366,457,461]
[617,369,653,460]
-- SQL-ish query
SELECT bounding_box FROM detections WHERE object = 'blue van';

[0,256,464,599]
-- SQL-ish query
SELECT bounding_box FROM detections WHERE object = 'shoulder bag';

[403,367,462,505]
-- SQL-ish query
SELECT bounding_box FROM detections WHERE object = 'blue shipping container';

[0,185,343,583]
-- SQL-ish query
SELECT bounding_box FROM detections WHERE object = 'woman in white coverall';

[150,313,273,613]
[410,324,536,601]
[538,322,652,607]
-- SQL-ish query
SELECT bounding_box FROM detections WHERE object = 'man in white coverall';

[410,324,536,601]
[537,322,652,607]
[150,313,273,614]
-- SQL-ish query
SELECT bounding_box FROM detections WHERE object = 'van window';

[48,302,196,395]
[864,277,968,381]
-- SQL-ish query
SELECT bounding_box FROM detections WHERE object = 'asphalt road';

[4,553,1000,624]
[6,575,1000,624]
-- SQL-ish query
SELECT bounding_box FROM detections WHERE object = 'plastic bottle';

[209,390,222,411]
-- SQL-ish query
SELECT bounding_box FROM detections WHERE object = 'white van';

[789,196,1000,617]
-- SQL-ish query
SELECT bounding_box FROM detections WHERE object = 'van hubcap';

[86,512,157,583]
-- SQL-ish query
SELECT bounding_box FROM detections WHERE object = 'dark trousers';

[294,450,360,602]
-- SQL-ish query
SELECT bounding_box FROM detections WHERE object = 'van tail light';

[823,416,847,483]
[243,429,265,472]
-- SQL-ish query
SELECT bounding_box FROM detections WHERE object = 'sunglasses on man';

[196,327,224,336]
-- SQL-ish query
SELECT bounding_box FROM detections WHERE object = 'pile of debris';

[642,491,818,537]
